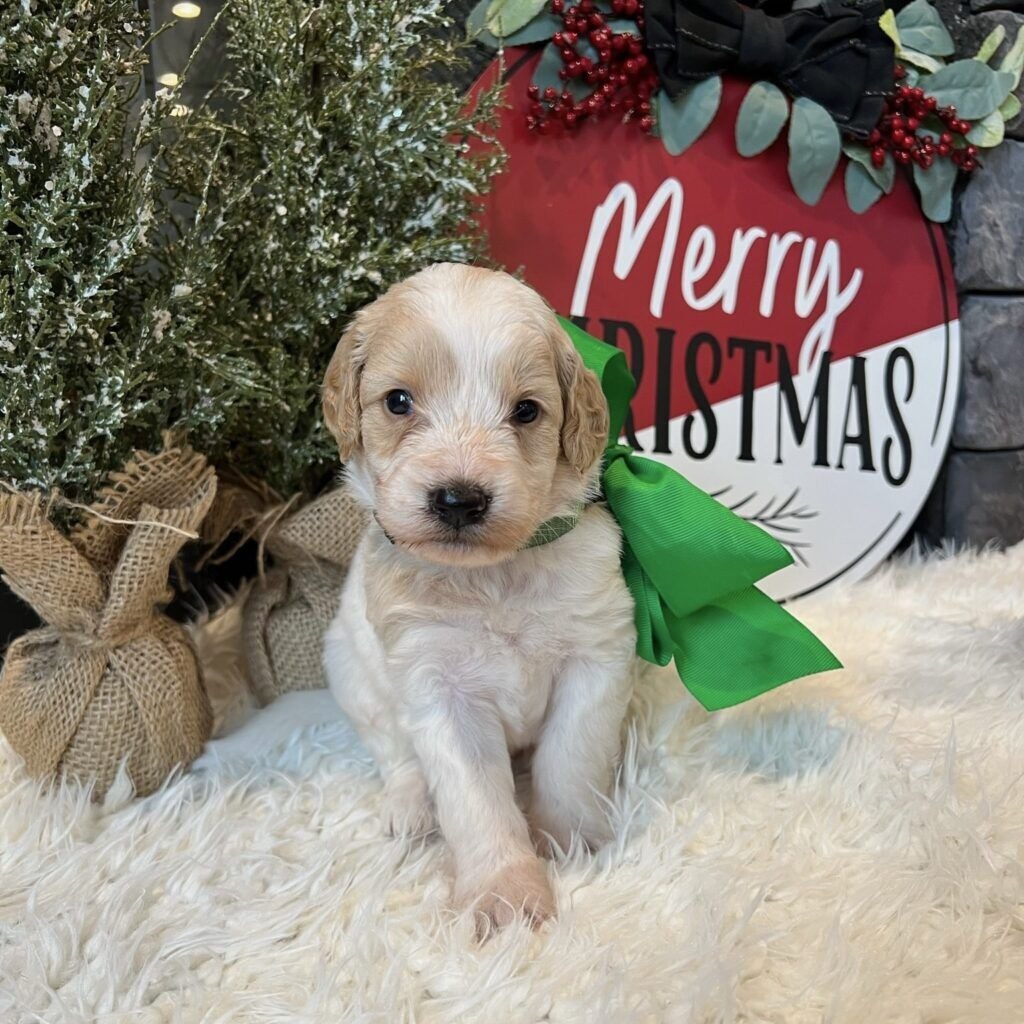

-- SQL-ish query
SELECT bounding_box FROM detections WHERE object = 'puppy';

[321,263,637,933]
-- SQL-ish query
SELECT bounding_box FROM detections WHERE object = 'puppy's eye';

[385,389,413,416]
[513,400,539,424]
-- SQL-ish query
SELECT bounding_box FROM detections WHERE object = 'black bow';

[644,0,896,138]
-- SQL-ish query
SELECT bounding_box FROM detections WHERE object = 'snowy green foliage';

[1,0,501,502]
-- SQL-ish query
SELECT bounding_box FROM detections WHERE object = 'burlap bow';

[0,445,216,798]
[644,0,894,137]
[240,487,368,705]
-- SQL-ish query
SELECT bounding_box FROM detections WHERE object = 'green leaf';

[895,0,954,57]
[879,9,900,47]
[486,0,547,37]
[532,42,590,101]
[899,47,943,72]
[966,108,1005,146]
[913,158,958,222]
[735,81,789,157]
[466,0,499,46]
[468,0,560,46]
[974,24,1006,64]
[606,18,641,35]
[1000,26,1024,89]
[657,77,723,157]
[842,142,895,193]
[845,161,884,214]
[1000,93,1022,120]
[924,59,1015,118]
[787,97,841,206]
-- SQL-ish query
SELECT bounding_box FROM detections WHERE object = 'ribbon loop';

[558,316,842,711]
[738,8,788,75]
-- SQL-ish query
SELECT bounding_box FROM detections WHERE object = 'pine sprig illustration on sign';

[467,0,1024,223]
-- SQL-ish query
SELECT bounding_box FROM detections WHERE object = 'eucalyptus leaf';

[1000,26,1024,89]
[466,0,499,46]
[925,59,1015,118]
[845,161,884,214]
[898,47,943,72]
[486,0,547,37]
[657,76,723,157]
[894,0,954,57]
[842,141,895,193]
[606,18,641,35]
[913,158,958,223]
[532,42,591,101]
[975,24,1006,64]
[1001,93,1022,120]
[966,108,1005,146]
[469,1,561,47]
[787,97,841,206]
[735,81,789,156]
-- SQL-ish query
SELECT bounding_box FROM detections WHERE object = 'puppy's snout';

[430,484,491,529]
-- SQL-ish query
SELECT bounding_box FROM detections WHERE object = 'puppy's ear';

[551,319,609,476]
[323,315,365,461]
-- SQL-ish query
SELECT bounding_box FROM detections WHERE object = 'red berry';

[639,115,654,132]
[938,143,951,156]
[895,64,906,79]
[895,150,911,164]
[906,117,920,131]
[552,0,564,11]
[564,111,578,127]
[871,147,886,167]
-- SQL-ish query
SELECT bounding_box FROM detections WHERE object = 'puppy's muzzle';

[429,483,491,530]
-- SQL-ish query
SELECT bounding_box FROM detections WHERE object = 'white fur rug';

[2,546,1024,1024]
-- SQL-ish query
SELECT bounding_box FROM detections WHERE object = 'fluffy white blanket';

[2,545,1023,1023]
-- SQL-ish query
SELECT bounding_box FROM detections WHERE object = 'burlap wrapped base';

[0,445,217,798]
[242,487,367,705]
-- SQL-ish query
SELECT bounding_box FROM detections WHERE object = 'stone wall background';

[922,0,1024,547]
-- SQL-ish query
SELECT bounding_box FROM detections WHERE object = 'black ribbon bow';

[644,0,895,138]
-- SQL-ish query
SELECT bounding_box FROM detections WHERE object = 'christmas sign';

[474,55,960,600]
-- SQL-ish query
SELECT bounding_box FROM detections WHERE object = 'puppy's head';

[323,263,608,567]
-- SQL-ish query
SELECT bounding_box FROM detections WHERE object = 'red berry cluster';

[867,66,979,172]
[526,0,658,134]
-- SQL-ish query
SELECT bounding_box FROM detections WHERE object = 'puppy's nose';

[430,484,491,529]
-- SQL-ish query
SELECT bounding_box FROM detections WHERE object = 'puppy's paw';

[466,857,556,939]
[530,806,612,858]
[382,770,436,837]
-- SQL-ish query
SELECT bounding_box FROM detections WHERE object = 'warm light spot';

[170,103,192,117]
[157,72,180,87]
[171,2,201,18]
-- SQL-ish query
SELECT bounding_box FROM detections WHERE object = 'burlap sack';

[242,487,367,705]
[0,445,217,798]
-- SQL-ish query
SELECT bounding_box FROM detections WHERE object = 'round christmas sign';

[474,54,960,601]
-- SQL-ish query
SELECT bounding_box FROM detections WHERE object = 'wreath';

[467,0,1024,222]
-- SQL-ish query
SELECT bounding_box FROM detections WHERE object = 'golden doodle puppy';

[322,263,637,934]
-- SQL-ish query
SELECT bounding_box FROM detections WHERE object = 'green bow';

[560,316,842,711]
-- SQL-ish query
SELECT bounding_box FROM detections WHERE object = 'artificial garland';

[468,0,1024,222]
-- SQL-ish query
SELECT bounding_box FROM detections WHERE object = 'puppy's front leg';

[530,656,633,852]
[406,678,555,934]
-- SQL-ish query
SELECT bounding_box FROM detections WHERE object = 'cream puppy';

[321,263,636,932]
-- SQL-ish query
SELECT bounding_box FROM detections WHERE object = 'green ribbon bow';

[559,316,842,711]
